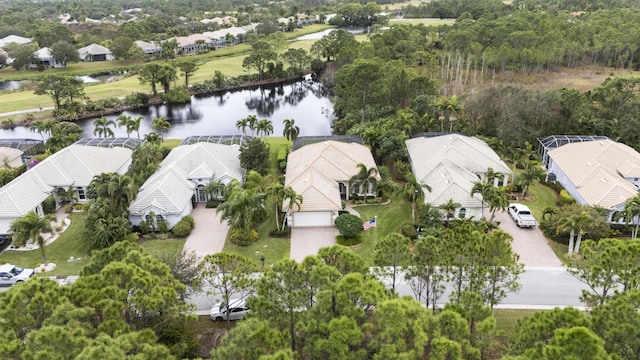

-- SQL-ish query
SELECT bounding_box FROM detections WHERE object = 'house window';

[458,208,467,219]
[76,187,86,200]
[611,211,623,223]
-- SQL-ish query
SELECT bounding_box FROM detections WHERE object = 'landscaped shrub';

[269,227,291,238]
[559,189,576,205]
[138,221,150,235]
[336,234,363,246]
[63,203,73,213]
[182,215,195,228]
[401,223,418,240]
[393,160,412,181]
[206,199,222,208]
[229,228,259,246]
[124,92,151,108]
[162,86,191,104]
[157,220,169,234]
[172,220,193,237]
[277,144,288,173]
[43,195,56,214]
[334,213,364,239]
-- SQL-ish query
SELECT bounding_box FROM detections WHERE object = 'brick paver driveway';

[183,203,229,259]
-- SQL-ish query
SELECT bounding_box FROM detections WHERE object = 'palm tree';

[203,180,226,200]
[245,115,258,136]
[131,116,142,139]
[557,210,590,256]
[236,117,250,135]
[444,95,463,132]
[93,116,115,138]
[267,182,303,231]
[439,199,461,226]
[517,166,544,200]
[218,180,265,236]
[398,174,432,222]
[282,118,300,142]
[471,181,493,217]
[10,211,56,265]
[619,193,640,240]
[144,132,164,146]
[486,187,510,222]
[116,115,132,138]
[151,116,171,133]
[256,119,273,137]
[243,170,270,194]
[107,173,137,217]
[348,163,379,204]
[30,120,46,140]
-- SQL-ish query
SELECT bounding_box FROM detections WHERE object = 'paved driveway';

[183,203,229,259]
[290,227,339,262]
[488,208,563,267]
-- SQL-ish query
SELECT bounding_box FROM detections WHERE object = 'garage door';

[292,211,333,227]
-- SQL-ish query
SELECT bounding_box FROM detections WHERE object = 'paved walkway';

[183,203,229,260]
[488,208,563,267]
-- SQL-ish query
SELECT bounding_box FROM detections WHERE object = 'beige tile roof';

[549,139,640,209]
[284,141,377,212]
[0,147,23,168]
[406,134,510,208]
[0,144,132,218]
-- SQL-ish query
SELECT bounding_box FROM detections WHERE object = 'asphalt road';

[188,267,588,315]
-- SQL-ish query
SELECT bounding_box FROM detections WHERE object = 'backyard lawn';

[1,213,90,276]
[139,238,186,259]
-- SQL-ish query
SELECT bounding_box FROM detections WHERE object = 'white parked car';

[508,203,538,228]
[0,264,35,286]
[210,298,250,321]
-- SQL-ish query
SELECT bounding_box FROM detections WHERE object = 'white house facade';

[406,134,512,220]
[128,142,243,229]
[77,43,114,61]
[0,144,132,236]
[547,139,640,223]
[284,140,378,227]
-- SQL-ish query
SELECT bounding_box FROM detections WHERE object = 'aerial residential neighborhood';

[2,0,640,358]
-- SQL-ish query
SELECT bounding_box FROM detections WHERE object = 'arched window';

[611,211,623,223]
[458,208,467,219]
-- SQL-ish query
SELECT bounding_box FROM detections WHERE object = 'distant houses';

[34,47,64,68]
[77,43,114,62]
[134,40,163,56]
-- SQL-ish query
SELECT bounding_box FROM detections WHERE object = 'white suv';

[210,298,250,321]
[0,264,34,286]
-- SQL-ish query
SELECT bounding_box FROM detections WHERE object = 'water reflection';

[0,79,335,139]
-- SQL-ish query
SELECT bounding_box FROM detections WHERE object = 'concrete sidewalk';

[183,203,229,259]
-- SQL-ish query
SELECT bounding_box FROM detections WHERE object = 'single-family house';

[77,43,114,61]
[170,34,213,54]
[0,144,132,237]
[34,47,64,68]
[128,142,243,229]
[203,26,248,48]
[406,134,512,220]
[0,147,25,168]
[134,40,163,56]
[284,140,378,227]
[547,139,640,222]
[0,35,32,48]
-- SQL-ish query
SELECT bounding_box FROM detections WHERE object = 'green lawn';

[521,181,559,222]
[1,214,90,276]
[493,309,541,339]
[350,196,413,266]
[162,138,184,149]
[139,238,186,259]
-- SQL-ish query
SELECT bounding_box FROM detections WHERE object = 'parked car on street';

[210,298,250,321]
[0,264,35,286]
[508,203,538,228]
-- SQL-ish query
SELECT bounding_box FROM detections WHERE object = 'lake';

[0,77,335,139]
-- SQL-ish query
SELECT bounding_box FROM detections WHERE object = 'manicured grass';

[265,137,290,178]
[521,181,559,222]
[139,238,186,259]
[162,138,184,149]
[493,309,541,338]
[349,195,413,266]
[1,214,90,276]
